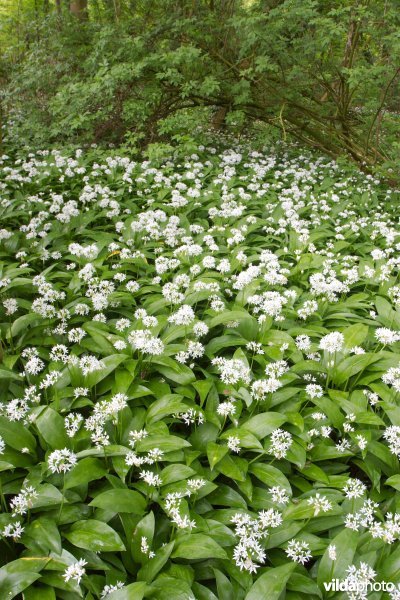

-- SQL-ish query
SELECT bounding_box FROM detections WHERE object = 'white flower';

[382,366,400,393]
[10,486,38,516]
[295,334,311,351]
[285,539,312,564]
[211,357,251,385]
[63,559,87,585]
[168,305,195,325]
[307,493,332,515]
[48,448,77,473]
[193,321,209,338]
[227,436,241,453]
[187,478,206,493]
[328,544,336,560]
[101,582,125,597]
[251,377,282,400]
[217,401,236,417]
[375,327,400,345]
[2,521,24,540]
[68,327,86,343]
[343,478,367,499]
[319,331,344,353]
[140,471,162,486]
[3,298,18,315]
[270,486,290,505]
[79,355,104,376]
[269,429,292,459]
[128,329,164,355]
[383,426,400,456]
[297,300,318,319]
[140,536,155,558]
[305,383,323,398]
[64,413,83,437]
[231,510,281,572]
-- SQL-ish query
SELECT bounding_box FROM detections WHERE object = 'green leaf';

[380,543,400,582]
[385,475,400,491]
[213,568,234,600]
[0,417,36,453]
[245,563,296,600]
[151,357,195,384]
[342,323,369,350]
[215,454,247,482]
[242,412,286,439]
[136,435,190,453]
[22,586,56,600]
[64,457,107,489]
[317,528,358,587]
[107,582,147,600]
[0,367,22,381]
[149,576,196,600]
[249,463,292,492]
[146,394,184,424]
[34,407,70,449]
[137,541,175,583]
[287,573,322,598]
[89,489,146,514]
[132,512,155,564]
[172,534,227,560]
[160,464,196,485]
[23,517,62,555]
[332,354,380,386]
[86,354,128,387]
[207,442,229,469]
[64,519,126,552]
[0,558,48,600]
[0,573,41,600]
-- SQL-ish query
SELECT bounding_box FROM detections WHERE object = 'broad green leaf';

[207,442,229,469]
[132,512,155,564]
[149,576,196,600]
[22,586,56,600]
[245,562,296,600]
[64,457,107,489]
[342,323,369,350]
[89,489,146,514]
[172,534,227,560]
[23,517,62,555]
[317,528,358,587]
[64,519,126,551]
[146,394,184,424]
[0,417,36,453]
[136,435,190,453]
[137,541,175,583]
[160,464,196,485]
[332,354,380,386]
[242,412,286,439]
[249,463,292,492]
[34,407,70,449]
[86,354,128,387]
[385,475,400,491]
[107,582,147,600]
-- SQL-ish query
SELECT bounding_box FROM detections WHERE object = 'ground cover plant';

[0,142,400,599]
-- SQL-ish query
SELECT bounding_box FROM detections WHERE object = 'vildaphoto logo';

[323,579,399,593]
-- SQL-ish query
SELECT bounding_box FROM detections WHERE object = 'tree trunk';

[212,106,227,130]
[69,0,88,20]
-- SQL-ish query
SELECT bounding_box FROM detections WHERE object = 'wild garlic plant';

[0,143,399,598]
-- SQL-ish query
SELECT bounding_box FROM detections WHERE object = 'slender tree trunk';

[70,0,88,20]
